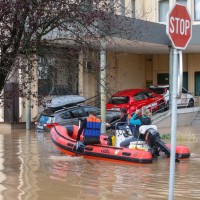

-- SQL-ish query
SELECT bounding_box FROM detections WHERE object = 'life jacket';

[83,116,101,138]
[134,116,151,139]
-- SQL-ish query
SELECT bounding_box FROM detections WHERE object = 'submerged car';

[45,95,86,108]
[35,105,121,132]
[41,85,81,109]
[106,89,166,115]
[149,85,195,108]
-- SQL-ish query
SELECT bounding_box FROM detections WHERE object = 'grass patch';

[160,133,171,140]
[160,132,197,142]
[176,132,197,142]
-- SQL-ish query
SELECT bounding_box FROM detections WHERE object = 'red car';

[106,89,166,115]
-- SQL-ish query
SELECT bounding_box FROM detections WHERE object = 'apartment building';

[79,0,200,98]
[2,0,200,123]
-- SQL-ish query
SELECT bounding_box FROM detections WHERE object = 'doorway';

[157,73,169,84]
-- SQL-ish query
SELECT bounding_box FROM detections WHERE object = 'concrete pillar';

[100,38,107,134]
[78,51,84,96]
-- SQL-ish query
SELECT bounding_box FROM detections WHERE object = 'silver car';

[35,105,121,132]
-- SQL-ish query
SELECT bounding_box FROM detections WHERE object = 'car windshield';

[150,88,165,95]
[39,115,54,124]
[182,87,188,93]
[108,96,129,104]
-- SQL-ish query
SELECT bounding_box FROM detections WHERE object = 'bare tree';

[0,0,151,113]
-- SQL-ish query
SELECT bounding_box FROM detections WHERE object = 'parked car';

[106,89,166,115]
[35,105,121,132]
[45,95,86,108]
[41,85,75,109]
[149,85,195,108]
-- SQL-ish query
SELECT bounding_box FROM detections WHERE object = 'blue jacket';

[129,114,151,139]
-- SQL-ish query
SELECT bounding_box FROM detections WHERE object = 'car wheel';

[187,99,194,108]
[158,101,165,112]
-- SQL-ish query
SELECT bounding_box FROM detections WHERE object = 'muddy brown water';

[0,126,200,200]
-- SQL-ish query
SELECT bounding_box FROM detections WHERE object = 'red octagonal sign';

[166,3,192,50]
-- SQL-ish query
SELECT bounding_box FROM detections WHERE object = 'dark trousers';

[120,136,137,148]
[130,125,136,135]
[83,136,100,145]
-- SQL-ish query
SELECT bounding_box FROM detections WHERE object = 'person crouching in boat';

[107,108,128,130]
[76,110,101,145]
[106,108,129,146]
[120,107,152,148]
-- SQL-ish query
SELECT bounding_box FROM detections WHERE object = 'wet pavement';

[0,125,200,200]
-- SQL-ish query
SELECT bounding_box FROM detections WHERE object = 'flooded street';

[0,126,200,200]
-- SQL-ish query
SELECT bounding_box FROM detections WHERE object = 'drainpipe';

[100,38,106,134]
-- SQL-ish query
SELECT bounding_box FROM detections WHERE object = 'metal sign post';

[169,48,178,200]
[166,3,192,200]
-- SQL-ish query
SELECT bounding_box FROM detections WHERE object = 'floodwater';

[0,126,200,200]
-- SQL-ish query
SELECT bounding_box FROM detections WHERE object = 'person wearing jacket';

[76,110,101,145]
[120,107,151,148]
[107,108,128,130]
[106,108,128,146]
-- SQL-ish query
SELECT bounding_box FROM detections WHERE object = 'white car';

[149,85,195,108]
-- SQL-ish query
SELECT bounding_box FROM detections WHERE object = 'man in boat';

[76,110,101,145]
[120,107,152,148]
[107,108,128,130]
[106,108,129,146]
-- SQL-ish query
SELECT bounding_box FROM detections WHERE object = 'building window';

[159,0,169,22]
[194,0,200,21]
[176,0,187,5]
[38,57,55,80]
[107,0,116,13]
[38,57,55,96]
[80,0,92,12]
[119,0,125,15]
[195,72,200,96]
[109,0,115,8]
[131,0,135,18]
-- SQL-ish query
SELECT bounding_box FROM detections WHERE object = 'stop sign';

[166,3,192,50]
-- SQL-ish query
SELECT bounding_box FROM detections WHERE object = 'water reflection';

[0,127,200,199]
[16,130,40,200]
[0,134,6,198]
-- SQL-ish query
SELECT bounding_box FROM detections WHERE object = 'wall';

[106,52,146,96]
[79,51,147,100]
[188,54,200,93]
[131,0,196,24]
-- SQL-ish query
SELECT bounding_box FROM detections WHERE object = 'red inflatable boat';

[50,125,190,164]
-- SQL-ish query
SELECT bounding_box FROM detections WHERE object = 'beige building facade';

[1,0,200,123]
[79,0,200,107]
